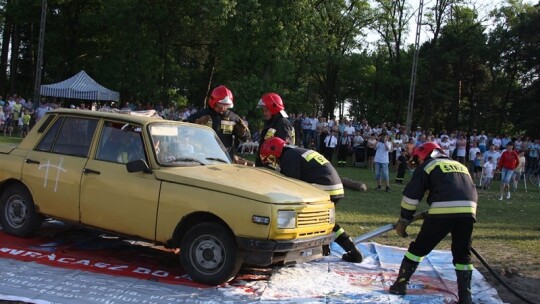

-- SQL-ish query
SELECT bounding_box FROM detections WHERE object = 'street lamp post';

[33,0,47,108]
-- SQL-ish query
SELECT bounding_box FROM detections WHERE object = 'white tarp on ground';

[40,70,119,101]
[0,242,504,304]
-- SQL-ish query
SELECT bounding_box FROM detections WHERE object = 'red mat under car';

[0,220,210,287]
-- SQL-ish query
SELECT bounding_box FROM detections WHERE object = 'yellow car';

[0,109,335,285]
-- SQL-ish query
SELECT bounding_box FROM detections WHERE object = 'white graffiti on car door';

[38,158,67,192]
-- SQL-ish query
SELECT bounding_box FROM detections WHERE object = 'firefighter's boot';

[389,258,418,295]
[335,231,363,263]
[456,270,473,304]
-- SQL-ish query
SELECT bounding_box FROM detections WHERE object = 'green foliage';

[0,0,538,136]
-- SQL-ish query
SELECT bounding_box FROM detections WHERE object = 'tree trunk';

[0,0,12,95]
[9,24,20,94]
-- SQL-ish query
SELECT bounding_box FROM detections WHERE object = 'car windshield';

[149,122,232,166]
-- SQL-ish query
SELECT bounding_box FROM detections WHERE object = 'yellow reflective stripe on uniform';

[405,251,424,263]
[264,128,276,140]
[424,158,446,174]
[402,196,419,206]
[302,150,329,165]
[431,201,477,208]
[401,201,417,211]
[401,196,418,211]
[302,150,314,160]
[335,227,345,237]
[313,183,344,197]
[327,188,345,196]
[314,184,343,191]
[455,264,474,271]
[425,158,471,176]
[314,183,343,191]
[428,206,476,215]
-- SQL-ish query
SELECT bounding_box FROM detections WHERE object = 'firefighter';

[259,137,363,263]
[389,142,477,304]
[188,85,249,161]
[255,93,295,167]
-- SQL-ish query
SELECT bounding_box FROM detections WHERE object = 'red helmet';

[413,142,444,161]
[257,93,288,117]
[209,85,234,109]
[260,137,286,164]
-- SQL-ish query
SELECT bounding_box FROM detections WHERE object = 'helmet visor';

[216,95,233,108]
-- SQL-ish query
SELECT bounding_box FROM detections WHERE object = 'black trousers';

[397,163,407,179]
[324,147,335,162]
[337,144,348,162]
[408,216,474,266]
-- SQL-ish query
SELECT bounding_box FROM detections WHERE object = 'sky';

[364,0,537,48]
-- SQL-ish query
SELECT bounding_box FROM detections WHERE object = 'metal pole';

[33,0,47,109]
[405,0,424,135]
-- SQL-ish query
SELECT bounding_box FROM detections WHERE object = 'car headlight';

[277,210,296,229]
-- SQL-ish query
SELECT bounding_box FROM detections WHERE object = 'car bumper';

[237,234,333,266]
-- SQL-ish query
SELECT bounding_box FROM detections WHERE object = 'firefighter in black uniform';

[389,142,477,304]
[259,137,363,263]
[188,85,250,161]
[255,93,295,167]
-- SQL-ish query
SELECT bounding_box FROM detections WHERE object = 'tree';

[372,0,412,122]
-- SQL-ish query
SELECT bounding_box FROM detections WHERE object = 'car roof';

[49,109,165,125]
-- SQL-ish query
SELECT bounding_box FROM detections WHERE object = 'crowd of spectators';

[282,113,540,182]
[2,95,538,183]
[0,96,203,138]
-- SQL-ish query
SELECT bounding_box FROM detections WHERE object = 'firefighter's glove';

[395,217,411,238]
[194,115,211,125]
[234,119,248,136]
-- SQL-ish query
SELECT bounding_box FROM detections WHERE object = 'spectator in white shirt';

[481,156,494,189]
[374,133,392,192]
[468,142,481,171]
[35,100,50,122]
[323,131,338,162]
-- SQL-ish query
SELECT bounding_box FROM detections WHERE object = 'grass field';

[334,163,540,261]
[2,135,538,302]
[326,158,540,304]
[241,152,540,303]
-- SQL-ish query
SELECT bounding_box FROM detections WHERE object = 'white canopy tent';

[40,70,120,101]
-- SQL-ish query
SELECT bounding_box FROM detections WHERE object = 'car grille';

[297,209,330,226]
[298,230,329,237]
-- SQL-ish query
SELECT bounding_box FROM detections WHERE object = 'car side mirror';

[126,159,153,174]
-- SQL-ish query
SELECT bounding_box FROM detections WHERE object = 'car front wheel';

[0,184,44,236]
[179,222,243,285]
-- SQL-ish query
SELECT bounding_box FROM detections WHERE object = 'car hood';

[155,165,330,204]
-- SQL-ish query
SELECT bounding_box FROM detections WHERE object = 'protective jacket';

[280,147,344,202]
[255,113,295,167]
[400,156,477,221]
[187,107,249,158]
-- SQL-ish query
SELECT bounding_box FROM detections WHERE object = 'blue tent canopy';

[40,70,119,101]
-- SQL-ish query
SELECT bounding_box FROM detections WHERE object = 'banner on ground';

[0,222,503,303]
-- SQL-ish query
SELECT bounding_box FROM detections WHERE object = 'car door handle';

[25,159,40,164]
[83,168,101,175]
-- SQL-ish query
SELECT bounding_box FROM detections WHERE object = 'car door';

[22,116,98,222]
[80,121,160,240]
